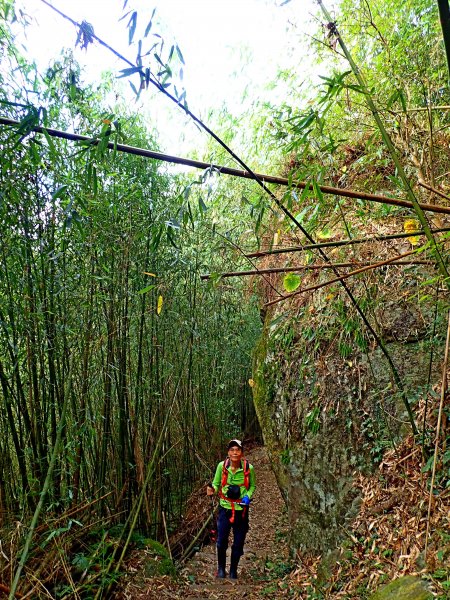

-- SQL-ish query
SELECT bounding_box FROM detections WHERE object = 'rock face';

[369,575,433,600]
[252,265,444,555]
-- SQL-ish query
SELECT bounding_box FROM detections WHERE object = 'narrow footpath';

[119,446,291,599]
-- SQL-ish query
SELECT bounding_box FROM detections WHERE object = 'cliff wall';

[252,245,445,555]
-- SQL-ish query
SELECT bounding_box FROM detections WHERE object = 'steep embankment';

[251,216,448,557]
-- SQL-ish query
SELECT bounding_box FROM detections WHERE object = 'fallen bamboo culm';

[201,259,431,280]
[265,248,421,307]
[245,227,450,259]
[178,513,213,564]
[2,116,450,215]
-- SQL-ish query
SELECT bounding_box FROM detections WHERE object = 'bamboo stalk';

[201,259,431,280]
[76,530,109,589]
[34,492,113,535]
[265,248,418,307]
[8,358,75,600]
[424,310,450,559]
[437,0,450,78]
[2,116,450,216]
[407,105,450,111]
[418,179,450,202]
[162,511,173,561]
[21,564,59,600]
[94,348,190,599]
[178,513,213,564]
[245,227,450,258]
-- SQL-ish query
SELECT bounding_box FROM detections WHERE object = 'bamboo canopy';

[2,116,450,215]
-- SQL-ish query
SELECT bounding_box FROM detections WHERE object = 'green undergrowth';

[250,556,296,597]
[141,539,177,578]
[0,519,178,599]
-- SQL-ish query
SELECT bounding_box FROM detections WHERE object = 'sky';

[14,0,328,155]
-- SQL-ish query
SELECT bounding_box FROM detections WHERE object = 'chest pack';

[219,457,250,522]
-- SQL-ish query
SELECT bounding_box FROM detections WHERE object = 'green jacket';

[212,459,256,510]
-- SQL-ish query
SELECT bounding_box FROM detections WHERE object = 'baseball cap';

[227,439,243,450]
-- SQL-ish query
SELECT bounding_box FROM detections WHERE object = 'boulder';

[369,575,433,600]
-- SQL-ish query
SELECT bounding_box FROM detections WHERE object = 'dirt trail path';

[121,446,290,599]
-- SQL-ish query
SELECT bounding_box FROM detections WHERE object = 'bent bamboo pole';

[200,260,431,280]
[245,227,450,258]
[2,116,450,215]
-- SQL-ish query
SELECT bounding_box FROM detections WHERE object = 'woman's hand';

[206,484,215,496]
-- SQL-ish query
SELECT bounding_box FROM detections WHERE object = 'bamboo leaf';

[42,128,57,157]
[144,8,156,37]
[129,80,139,97]
[283,273,301,292]
[137,284,156,294]
[76,20,95,50]
[176,45,185,64]
[157,295,163,315]
[128,11,137,45]
[166,218,180,229]
[166,226,180,248]
[118,66,141,78]
[52,185,68,200]
[312,179,324,203]
[404,218,420,246]
[317,228,332,240]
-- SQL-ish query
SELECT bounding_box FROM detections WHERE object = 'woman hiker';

[206,439,256,579]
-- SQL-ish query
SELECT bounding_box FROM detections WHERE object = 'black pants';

[216,506,249,558]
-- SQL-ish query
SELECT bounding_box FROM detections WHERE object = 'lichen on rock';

[368,575,433,600]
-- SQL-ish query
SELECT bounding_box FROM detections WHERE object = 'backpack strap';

[243,458,250,490]
[221,458,230,489]
[219,458,251,522]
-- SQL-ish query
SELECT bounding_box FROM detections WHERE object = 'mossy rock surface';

[369,575,433,600]
[252,293,444,557]
[144,556,177,577]
[144,538,169,557]
[142,538,177,577]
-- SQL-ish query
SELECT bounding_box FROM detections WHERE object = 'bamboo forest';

[0,0,449,598]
